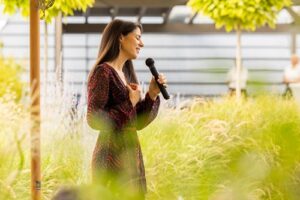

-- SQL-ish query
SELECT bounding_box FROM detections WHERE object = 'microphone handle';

[149,66,170,100]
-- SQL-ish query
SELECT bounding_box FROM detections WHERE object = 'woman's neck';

[107,52,127,72]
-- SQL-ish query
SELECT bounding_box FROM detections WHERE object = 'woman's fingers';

[156,73,167,86]
[127,84,141,106]
[129,83,137,90]
[127,84,141,95]
[128,83,141,90]
[159,79,167,84]
[126,84,132,89]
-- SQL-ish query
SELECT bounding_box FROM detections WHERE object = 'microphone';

[145,58,170,100]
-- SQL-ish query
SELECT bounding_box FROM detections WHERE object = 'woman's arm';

[87,67,135,131]
[135,92,160,130]
[134,74,168,130]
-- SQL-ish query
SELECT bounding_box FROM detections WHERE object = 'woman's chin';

[131,54,138,60]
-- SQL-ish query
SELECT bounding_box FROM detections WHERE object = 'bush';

[0,55,24,101]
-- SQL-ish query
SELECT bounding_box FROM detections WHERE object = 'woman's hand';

[148,73,167,100]
[127,83,141,107]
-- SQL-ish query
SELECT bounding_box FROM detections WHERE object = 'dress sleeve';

[135,92,160,130]
[87,67,135,131]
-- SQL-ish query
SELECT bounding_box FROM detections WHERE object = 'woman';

[87,19,167,199]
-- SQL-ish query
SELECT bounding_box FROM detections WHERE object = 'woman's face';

[291,55,299,67]
[120,27,144,60]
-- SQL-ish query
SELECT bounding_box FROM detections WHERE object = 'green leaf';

[1,0,95,23]
[187,0,292,32]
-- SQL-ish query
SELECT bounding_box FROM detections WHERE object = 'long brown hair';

[88,19,142,84]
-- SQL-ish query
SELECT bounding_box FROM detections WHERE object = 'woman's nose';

[139,40,144,48]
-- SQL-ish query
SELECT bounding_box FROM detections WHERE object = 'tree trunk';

[235,27,242,99]
[30,0,41,199]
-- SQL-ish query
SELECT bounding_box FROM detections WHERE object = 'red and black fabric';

[87,63,160,197]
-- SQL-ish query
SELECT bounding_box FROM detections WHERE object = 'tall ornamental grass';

[1,95,300,199]
[141,96,300,200]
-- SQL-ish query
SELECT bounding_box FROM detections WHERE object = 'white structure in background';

[0,5,8,32]
[0,18,7,32]
[0,5,298,102]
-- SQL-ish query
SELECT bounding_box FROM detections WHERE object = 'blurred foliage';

[0,0,94,23]
[0,55,24,101]
[187,0,292,32]
[1,94,300,199]
[141,96,300,199]
[0,92,29,199]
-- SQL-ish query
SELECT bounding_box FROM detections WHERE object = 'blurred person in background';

[283,54,300,97]
[226,63,248,97]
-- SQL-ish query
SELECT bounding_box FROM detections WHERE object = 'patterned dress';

[87,63,160,197]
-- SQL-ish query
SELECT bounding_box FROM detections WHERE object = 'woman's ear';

[119,35,124,43]
[119,35,124,50]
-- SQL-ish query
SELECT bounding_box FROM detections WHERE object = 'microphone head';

[145,58,154,67]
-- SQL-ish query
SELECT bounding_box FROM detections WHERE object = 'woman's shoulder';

[89,63,113,81]
[93,63,112,74]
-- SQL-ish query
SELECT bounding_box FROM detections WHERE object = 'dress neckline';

[104,62,128,88]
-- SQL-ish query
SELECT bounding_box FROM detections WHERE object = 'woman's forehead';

[133,27,142,35]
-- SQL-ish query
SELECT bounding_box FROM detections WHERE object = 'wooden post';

[235,27,242,99]
[55,12,63,85]
[44,21,48,100]
[291,32,297,55]
[30,0,41,200]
